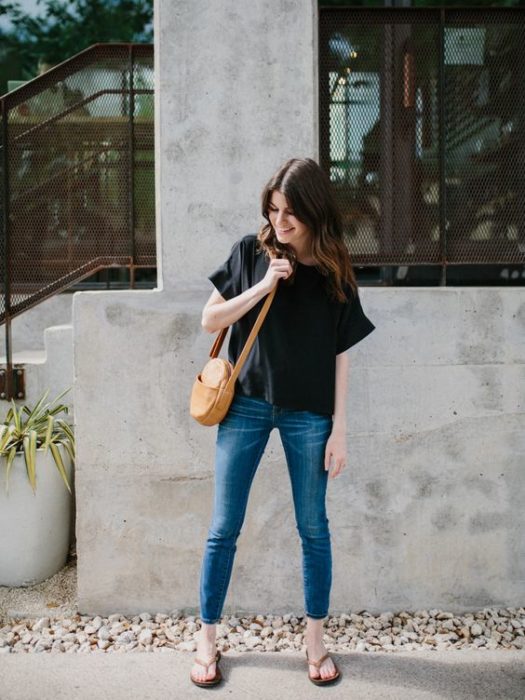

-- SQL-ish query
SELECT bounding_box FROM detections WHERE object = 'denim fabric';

[199,393,334,624]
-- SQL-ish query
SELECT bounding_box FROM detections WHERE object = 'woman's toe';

[322,658,336,679]
[309,662,320,678]
[192,660,215,682]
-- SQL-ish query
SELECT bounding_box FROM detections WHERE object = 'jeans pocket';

[219,394,269,428]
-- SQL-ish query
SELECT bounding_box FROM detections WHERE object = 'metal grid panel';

[319,7,525,267]
[445,10,525,263]
[0,43,154,324]
[132,48,155,265]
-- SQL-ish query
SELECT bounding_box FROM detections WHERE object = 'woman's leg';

[199,395,273,625]
[278,408,337,679]
[193,396,272,682]
[278,408,333,619]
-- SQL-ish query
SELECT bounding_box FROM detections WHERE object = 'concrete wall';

[72,0,525,616]
[0,293,72,352]
[156,0,318,291]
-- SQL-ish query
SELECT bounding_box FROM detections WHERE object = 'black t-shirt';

[207,234,376,416]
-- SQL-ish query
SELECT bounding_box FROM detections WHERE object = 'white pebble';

[138,629,153,645]
[32,618,50,632]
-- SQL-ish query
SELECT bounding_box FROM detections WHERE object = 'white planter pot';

[0,444,74,586]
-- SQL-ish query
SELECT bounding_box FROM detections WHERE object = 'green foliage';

[0,387,75,495]
[0,0,153,80]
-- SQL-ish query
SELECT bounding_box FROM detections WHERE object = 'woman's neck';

[292,240,315,265]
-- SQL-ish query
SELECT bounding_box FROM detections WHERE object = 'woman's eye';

[269,207,294,215]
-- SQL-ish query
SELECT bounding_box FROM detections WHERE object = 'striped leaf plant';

[0,387,75,495]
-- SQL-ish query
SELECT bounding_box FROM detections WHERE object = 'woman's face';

[268,189,313,256]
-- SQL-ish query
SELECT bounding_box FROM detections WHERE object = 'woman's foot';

[191,624,218,683]
[306,641,338,680]
[305,617,337,681]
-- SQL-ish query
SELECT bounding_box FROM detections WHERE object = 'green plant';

[0,387,75,495]
[0,1,153,85]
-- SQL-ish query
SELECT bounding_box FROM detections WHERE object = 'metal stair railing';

[0,42,155,401]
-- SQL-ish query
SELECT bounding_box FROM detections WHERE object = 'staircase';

[0,43,154,401]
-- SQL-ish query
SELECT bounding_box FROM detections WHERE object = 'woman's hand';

[260,257,293,294]
[324,427,347,478]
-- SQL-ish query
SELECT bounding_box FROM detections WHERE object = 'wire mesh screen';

[0,43,154,324]
[319,7,525,267]
[133,47,155,257]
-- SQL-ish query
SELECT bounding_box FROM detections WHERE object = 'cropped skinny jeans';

[199,393,334,624]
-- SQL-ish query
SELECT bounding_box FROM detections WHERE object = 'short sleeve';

[336,286,376,354]
[207,238,244,300]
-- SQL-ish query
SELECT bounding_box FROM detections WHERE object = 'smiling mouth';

[277,228,294,234]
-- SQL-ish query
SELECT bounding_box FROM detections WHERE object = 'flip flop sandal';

[306,649,341,685]
[190,649,223,687]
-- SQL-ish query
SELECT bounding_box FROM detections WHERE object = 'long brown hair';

[256,157,358,303]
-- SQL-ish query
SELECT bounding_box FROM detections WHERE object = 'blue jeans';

[199,393,334,624]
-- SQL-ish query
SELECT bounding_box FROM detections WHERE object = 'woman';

[190,158,376,687]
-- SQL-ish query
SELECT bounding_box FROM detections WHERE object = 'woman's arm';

[324,350,350,478]
[332,350,350,432]
[202,256,293,333]
[201,283,270,333]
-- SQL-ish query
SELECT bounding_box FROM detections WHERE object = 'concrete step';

[0,325,74,413]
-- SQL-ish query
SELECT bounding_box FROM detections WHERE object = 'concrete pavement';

[1,648,524,700]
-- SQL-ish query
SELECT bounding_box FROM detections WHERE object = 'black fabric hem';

[336,321,376,354]
[235,387,333,417]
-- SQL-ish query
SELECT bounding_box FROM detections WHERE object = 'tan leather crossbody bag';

[190,284,277,426]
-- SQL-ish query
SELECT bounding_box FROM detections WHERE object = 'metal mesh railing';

[0,43,154,327]
[319,7,525,268]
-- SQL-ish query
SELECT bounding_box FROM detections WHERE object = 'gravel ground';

[0,548,79,621]
[1,552,524,655]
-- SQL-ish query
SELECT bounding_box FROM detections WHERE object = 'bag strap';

[209,327,228,359]
[209,284,278,385]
